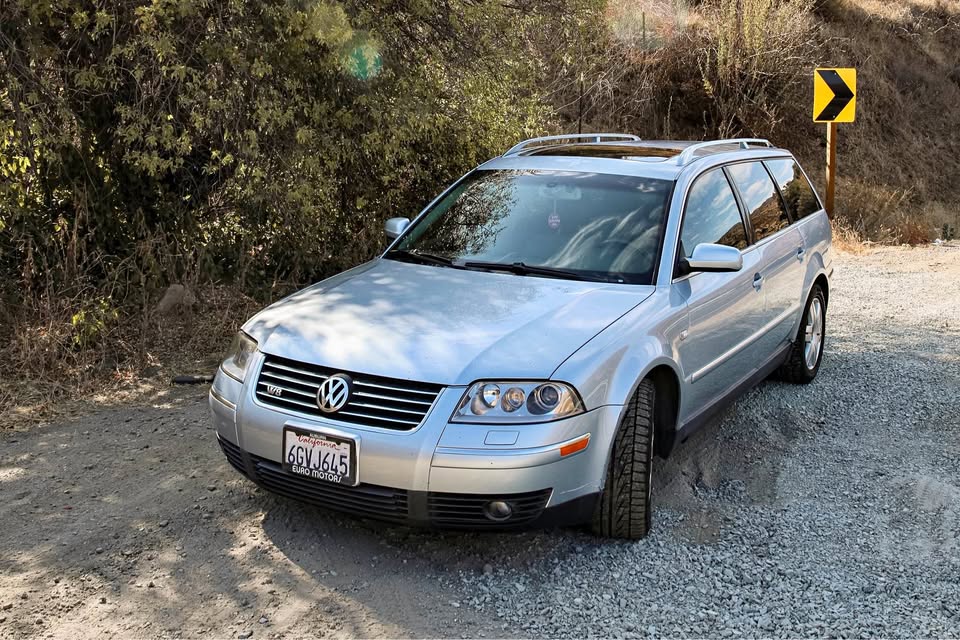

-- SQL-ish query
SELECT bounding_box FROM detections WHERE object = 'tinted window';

[392,170,672,284]
[727,162,791,241]
[680,169,747,259]
[765,159,821,220]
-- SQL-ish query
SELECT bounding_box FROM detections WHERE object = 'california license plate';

[282,427,357,486]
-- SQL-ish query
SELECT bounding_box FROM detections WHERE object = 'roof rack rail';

[675,138,773,166]
[503,133,641,157]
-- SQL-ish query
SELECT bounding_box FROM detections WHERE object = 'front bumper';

[210,356,622,530]
[217,435,598,529]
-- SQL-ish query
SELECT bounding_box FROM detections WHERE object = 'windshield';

[388,170,673,284]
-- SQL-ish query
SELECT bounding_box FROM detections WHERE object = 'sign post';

[826,121,837,215]
[813,68,857,218]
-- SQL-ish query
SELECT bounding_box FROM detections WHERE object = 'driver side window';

[679,168,748,259]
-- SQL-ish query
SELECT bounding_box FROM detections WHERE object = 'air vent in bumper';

[427,489,553,528]
[219,437,410,522]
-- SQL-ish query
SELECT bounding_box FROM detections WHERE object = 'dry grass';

[830,178,952,244]
[832,0,960,22]
[831,218,870,254]
[0,284,263,430]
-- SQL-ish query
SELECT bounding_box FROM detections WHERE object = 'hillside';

[549,0,960,242]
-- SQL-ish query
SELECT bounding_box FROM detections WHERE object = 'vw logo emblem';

[316,374,353,413]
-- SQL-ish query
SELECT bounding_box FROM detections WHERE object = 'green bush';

[0,0,552,305]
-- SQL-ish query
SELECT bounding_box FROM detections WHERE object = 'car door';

[726,161,806,354]
[673,168,767,415]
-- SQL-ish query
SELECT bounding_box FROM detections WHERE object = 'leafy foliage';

[0,0,551,305]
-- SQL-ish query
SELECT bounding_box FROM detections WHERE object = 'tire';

[778,284,826,384]
[592,379,655,539]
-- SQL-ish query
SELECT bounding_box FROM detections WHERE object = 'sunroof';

[527,143,685,160]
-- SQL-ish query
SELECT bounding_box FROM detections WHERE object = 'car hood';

[243,259,654,385]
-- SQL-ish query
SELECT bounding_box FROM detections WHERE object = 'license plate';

[282,427,357,486]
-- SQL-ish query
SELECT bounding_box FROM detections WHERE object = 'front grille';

[255,355,444,430]
[427,489,553,528]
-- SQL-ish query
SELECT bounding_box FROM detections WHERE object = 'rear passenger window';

[727,162,791,242]
[680,168,748,259]
[765,159,822,220]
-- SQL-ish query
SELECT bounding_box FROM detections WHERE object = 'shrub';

[833,179,934,244]
[543,0,821,149]
[0,0,552,305]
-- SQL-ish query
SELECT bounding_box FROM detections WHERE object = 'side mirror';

[384,217,410,240]
[682,243,743,273]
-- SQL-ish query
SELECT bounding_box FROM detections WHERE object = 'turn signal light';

[559,434,590,457]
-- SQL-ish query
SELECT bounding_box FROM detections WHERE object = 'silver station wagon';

[210,134,832,539]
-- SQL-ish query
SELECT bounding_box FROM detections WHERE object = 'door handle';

[796,246,806,261]
[753,273,763,291]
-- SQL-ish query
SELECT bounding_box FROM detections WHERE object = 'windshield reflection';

[389,170,672,284]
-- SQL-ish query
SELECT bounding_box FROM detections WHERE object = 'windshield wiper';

[461,261,590,281]
[385,249,462,268]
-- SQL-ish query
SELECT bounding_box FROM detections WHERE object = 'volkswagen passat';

[210,135,832,538]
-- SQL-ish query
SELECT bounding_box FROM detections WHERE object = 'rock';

[237,632,253,639]
[155,284,195,315]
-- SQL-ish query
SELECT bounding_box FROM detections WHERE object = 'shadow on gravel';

[0,390,480,637]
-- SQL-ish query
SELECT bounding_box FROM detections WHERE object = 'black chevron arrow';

[816,70,855,122]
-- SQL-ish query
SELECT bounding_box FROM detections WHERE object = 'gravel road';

[2,244,959,639]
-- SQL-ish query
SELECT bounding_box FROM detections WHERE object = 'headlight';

[452,381,584,423]
[220,331,258,382]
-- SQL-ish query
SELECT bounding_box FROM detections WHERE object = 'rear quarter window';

[765,158,822,220]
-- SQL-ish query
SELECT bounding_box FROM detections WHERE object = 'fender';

[790,210,833,338]
[551,289,686,411]
[552,290,687,461]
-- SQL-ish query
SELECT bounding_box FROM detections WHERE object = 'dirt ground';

[2,243,958,639]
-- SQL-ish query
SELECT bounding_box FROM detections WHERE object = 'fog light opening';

[484,500,513,521]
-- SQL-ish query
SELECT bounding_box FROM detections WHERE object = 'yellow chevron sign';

[813,68,856,123]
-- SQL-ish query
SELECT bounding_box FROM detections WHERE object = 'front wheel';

[778,284,826,384]
[592,379,655,539]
